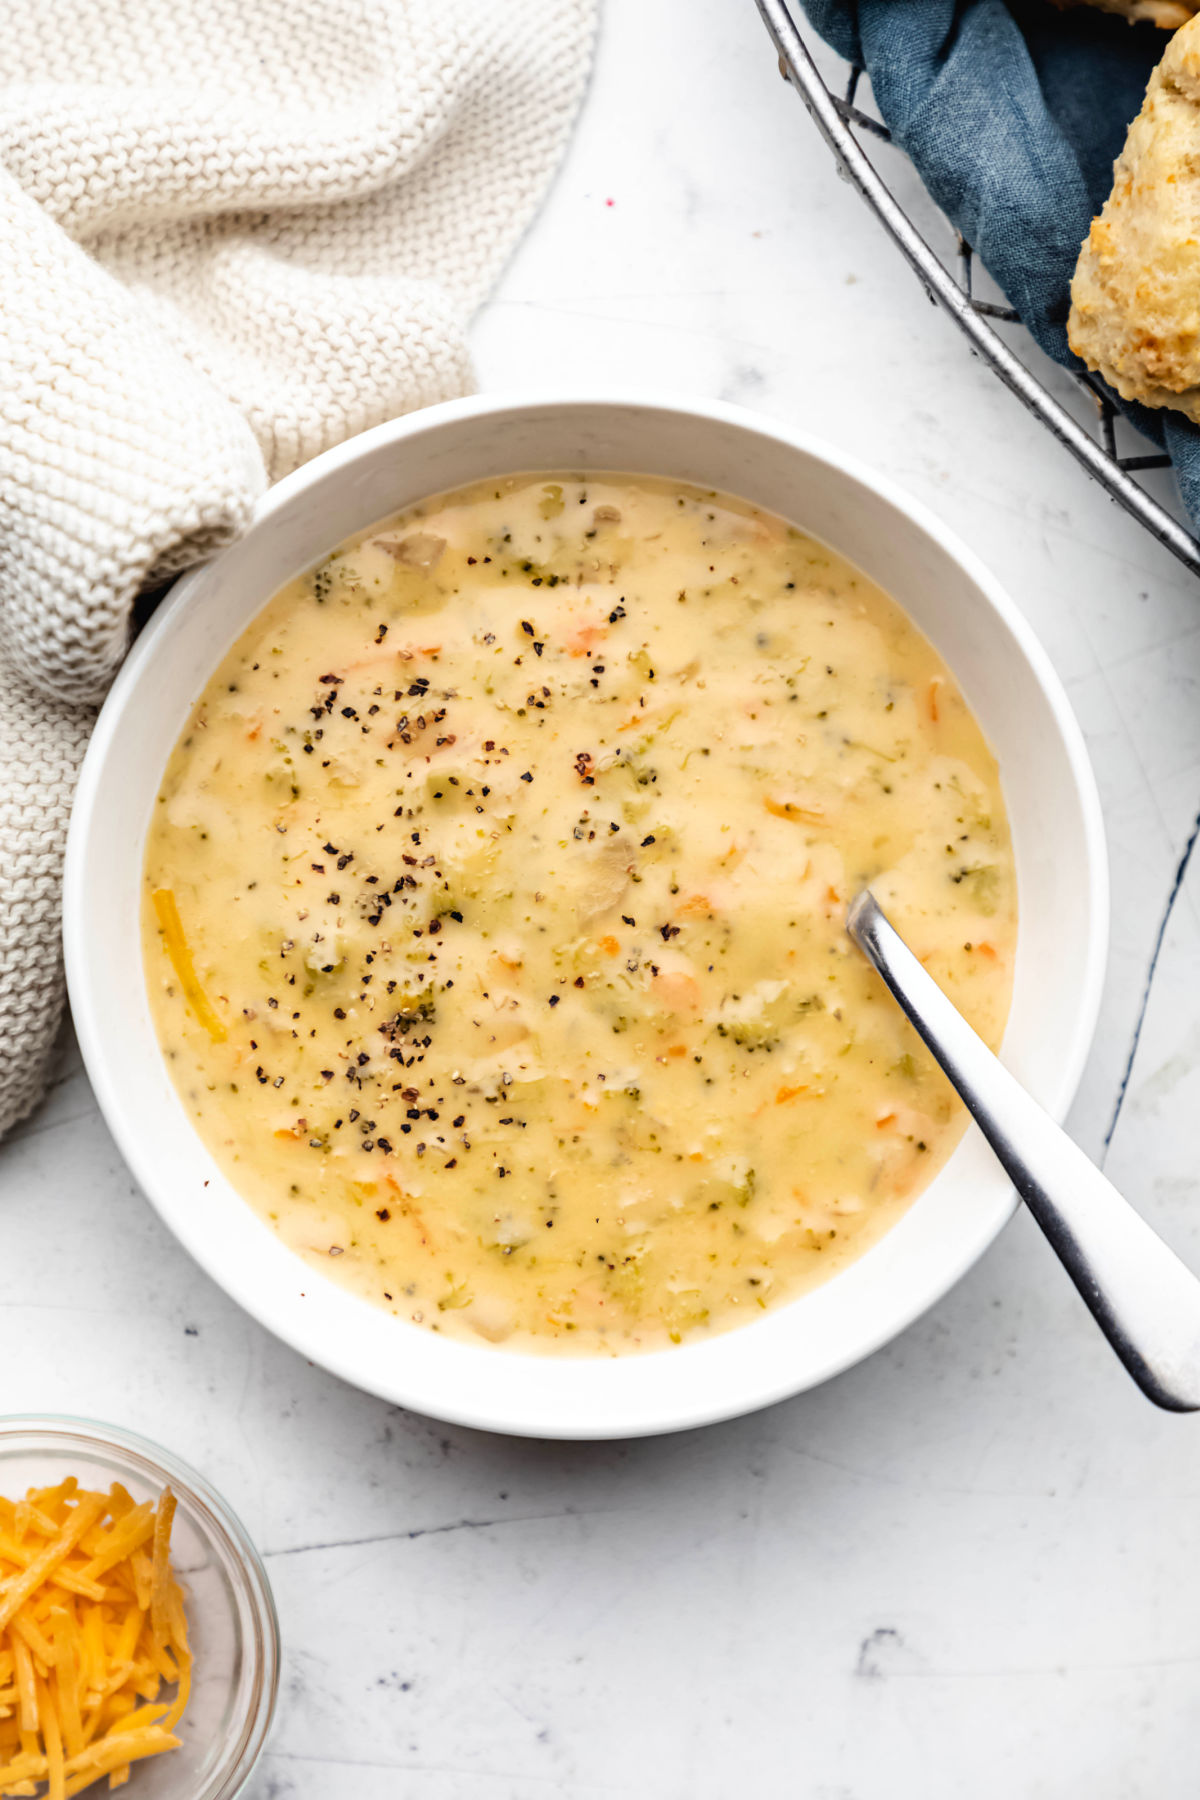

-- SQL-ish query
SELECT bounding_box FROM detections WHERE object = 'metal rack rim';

[754,0,1200,579]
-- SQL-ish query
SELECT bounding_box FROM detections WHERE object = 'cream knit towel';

[0,0,594,1137]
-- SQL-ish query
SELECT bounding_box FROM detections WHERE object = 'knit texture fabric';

[0,0,595,1136]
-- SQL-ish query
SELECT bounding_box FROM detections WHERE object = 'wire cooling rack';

[754,0,1200,580]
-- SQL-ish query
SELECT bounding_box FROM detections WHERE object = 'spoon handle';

[847,891,1200,1411]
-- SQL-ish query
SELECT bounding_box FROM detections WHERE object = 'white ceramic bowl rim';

[64,392,1109,1439]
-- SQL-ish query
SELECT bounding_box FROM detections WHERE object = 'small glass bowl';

[0,1416,279,1799]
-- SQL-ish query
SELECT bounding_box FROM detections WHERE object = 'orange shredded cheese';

[151,888,227,1043]
[0,1483,190,1797]
[763,797,826,825]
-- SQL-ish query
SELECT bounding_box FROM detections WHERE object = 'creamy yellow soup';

[143,474,1016,1355]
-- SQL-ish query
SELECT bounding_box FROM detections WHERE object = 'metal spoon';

[847,890,1200,1412]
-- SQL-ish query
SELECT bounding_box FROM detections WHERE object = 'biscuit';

[1069,14,1200,419]
[1052,1,1197,25]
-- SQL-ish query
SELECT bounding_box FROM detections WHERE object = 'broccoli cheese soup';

[143,473,1016,1355]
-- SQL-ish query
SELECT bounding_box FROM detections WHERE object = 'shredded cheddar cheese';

[151,889,227,1044]
[0,1481,191,1798]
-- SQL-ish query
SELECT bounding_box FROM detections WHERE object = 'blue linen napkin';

[800,0,1200,533]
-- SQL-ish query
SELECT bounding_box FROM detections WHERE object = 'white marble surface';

[8,3,1200,1795]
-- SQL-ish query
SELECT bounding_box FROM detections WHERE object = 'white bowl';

[64,395,1108,1440]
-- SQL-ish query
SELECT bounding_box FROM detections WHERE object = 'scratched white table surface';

[7,5,1200,1797]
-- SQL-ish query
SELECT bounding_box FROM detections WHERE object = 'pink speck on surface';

[605,197,615,207]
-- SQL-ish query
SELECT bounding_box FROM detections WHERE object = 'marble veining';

[6,2,1200,1795]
